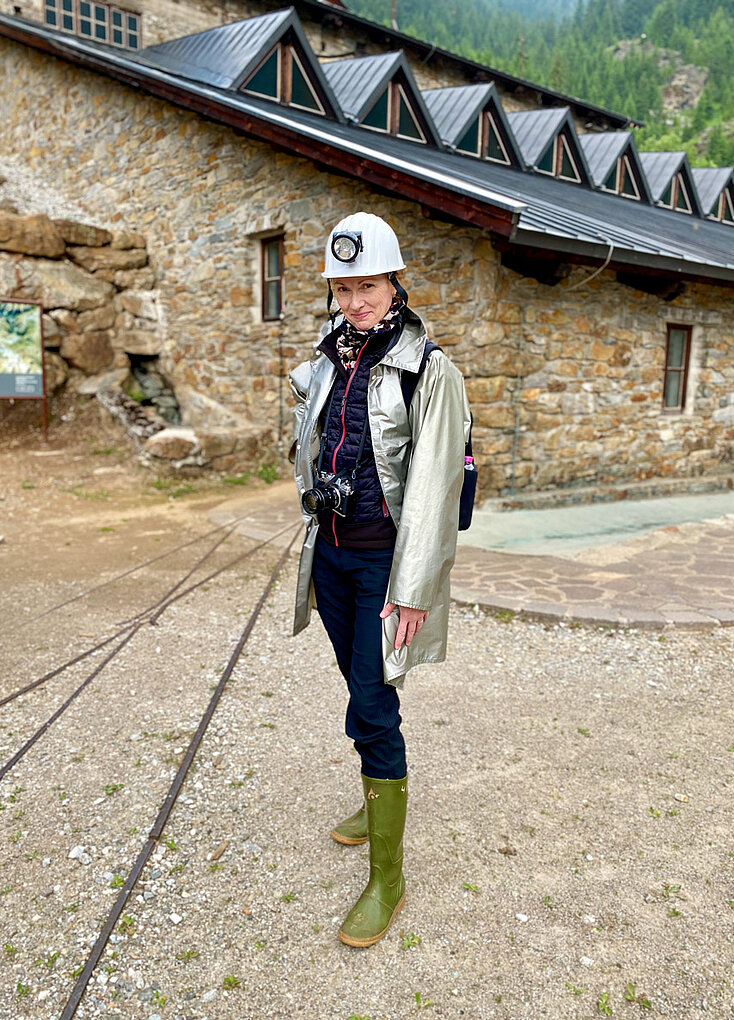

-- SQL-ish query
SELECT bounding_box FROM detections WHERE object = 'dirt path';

[1,406,732,1020]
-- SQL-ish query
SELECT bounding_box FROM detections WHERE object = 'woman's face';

[333,274,394,331]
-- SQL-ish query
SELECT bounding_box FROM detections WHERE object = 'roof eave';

[508,228,734,287]
[0,16,518,238]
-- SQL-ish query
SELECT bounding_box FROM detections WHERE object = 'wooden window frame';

[362,82,426,143]
[243,44,325,115]
[287,47,325,114]
[261,235,285,322]
[662,324,692,412]
[484,110,511,165]
[555,132,581,183]
[618,153,641,200]
[659,172,692,214]
[717,187,734,225]
[44,0,141,47]
[536,131,581,183]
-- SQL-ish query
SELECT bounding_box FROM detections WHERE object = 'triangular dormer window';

[363,87,389,131]
[362,82,425,143]
[601,154,641,200]
[675,176,692,213]
[455,111,510,164]
[658,172,691,213]
[486,112,510,164]
[245,47,279,98]
[536,130,580,182]
[719,187,734,224]
[397,85,423,140]
[456,117,480,156]
[620,155,640,199]
[242,43,324,114]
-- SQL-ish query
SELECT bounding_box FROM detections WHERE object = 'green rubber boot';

[338,774,407,948]
[331,804,368,846]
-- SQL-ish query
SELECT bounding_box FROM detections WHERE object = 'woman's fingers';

[391,607,428,650]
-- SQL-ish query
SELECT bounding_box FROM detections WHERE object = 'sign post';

[0,298,48,441]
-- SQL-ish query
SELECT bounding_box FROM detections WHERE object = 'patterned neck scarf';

[335,296,404,371]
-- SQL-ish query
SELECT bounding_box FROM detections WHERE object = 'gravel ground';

[1,406,732,1020]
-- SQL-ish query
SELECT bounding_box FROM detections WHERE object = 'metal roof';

[639,151,702,216]
[135,7,343,119]
[292,0,638,129]
[579,132,628,184]
[639,151,686,201]
[137,8,291,90]
[2,13,733,286]
[579,132,653,203]
[321,51,400,121]
[506,107,592,185]
[320,49,441,145]
[420,82,523,167]
[421,82,494,145]
[691,167,734,216]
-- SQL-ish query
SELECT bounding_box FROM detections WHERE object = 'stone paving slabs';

[212,483,734,630]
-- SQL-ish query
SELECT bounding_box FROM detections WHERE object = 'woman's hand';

[380,602,429,650]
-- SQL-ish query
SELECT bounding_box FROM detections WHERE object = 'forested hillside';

[347,0,734,166]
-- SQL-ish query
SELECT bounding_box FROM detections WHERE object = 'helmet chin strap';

[326,281,337,327]
[389,272,408,307]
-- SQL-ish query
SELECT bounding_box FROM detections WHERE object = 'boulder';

[0,212,65,258]
[144,427,198,461]
[23,260,115,311]
[42,314,60,346]
[60,330,114,375]
[67,246,147,272]
[119,291,157,321]
[43,351,69,393]
[76,367,130,395]
[53,220,112,247]
[117,329,162,356]
[114,268,156,290]
[77,303,116,332]
[197,429,238,459]
[111,231,147,250]
[174,383,252,430]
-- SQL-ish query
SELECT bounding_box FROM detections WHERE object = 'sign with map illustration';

[0,299,45,397]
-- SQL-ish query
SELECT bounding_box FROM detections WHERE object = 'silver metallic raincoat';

[290,308,471,687]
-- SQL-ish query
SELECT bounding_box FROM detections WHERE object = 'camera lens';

[302,487,326,514]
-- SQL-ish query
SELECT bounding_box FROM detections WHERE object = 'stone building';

[0,3,733,496]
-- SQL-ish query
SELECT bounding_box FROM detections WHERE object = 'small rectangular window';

[94,4,108,40]
[663,325,691,411]
[262,236,284,321]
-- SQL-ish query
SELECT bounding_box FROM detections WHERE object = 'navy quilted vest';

[318,327,397,525]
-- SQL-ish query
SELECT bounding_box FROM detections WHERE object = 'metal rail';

[0,521,300,780]
[23,509,261,626]
[59,529,300,1020]
[0,520,298,710]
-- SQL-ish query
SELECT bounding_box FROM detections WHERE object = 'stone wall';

[0,206,155,392]
[1,35,733,496]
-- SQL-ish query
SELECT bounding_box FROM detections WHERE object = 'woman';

[290,212,470,947]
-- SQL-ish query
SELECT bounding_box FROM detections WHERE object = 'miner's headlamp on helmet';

[323,212,408,321]
[331,230,363,264]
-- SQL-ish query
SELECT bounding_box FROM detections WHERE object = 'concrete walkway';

[211,483,734,629]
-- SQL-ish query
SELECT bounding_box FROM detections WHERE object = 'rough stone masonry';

[1,36,733,495]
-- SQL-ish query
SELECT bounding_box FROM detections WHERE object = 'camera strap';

[316,380,371,481]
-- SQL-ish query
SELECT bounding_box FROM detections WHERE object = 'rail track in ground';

[0,511,301,1018]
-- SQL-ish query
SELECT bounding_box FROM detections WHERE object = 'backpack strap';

[400,339,441,409]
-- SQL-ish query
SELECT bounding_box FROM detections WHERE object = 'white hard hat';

[322,212,406,279]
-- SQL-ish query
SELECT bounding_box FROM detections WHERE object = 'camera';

[301,471,355,518]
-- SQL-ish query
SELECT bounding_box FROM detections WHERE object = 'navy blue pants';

[312,538,406,780]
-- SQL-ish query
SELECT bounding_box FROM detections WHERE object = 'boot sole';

[330,829,369,846]
[337,891,406,948]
